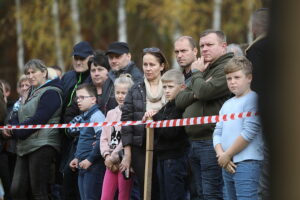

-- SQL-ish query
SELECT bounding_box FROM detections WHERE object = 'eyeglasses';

[143,47,161,53]
[74,96,93,101]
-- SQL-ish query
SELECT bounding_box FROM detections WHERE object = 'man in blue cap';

[100,41,143,115]
[60,41,94,200]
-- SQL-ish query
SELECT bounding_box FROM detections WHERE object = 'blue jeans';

[157,155,188,200]
[189,140,223,199]
[78,159,106,200]
[223,160,262,200]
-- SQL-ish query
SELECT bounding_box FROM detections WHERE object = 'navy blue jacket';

[61,70,92,123]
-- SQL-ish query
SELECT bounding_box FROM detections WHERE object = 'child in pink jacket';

[100,74,134,200]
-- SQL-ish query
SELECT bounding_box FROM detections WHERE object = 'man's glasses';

[74,96,93,101]
[143,47,161,53]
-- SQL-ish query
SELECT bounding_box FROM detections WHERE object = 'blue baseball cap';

[72,41,93,58]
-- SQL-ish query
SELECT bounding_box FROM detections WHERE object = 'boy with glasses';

[69,83,106,200]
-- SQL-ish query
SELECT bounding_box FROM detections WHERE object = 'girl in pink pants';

[100,75,134,200]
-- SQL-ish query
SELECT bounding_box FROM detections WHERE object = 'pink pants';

[101,169,133,200]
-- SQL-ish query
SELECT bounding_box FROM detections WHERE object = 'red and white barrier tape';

[0,111,258,130]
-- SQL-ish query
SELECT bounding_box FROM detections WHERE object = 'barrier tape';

[0,111,258,130]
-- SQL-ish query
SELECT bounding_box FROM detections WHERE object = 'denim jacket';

[73,104,105,163]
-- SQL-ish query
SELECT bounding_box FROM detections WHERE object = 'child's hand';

[110,164,119,173]
[2,129,12,138]
[217,152,232,168]
[119,154,131,172]
[69,158,79,171]
[224,161,237,174]
[104,155,114,169]
[142,110,157,121]
[79,159,92,169]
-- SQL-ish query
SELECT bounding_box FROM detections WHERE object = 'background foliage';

[0,0,263,98]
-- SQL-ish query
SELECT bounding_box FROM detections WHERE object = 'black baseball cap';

[105,42,129,55]
[72,41,93,58]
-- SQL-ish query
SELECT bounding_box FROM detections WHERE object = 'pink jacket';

[100,106,123,163]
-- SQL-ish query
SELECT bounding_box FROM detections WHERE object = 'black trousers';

[131,146,160,200]
[62,166,80,200]
[0,151,12,200]
[10,145,56,200]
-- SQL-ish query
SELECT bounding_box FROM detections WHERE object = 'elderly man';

[60,41,94,200]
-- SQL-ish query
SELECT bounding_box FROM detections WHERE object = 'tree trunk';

[247,0,254,44]
[212,0,222,30]
[70,0,82,43]
[172,28,181,69]
[118,0,127,42]
[15,0,24,77]
[52,0,65,71]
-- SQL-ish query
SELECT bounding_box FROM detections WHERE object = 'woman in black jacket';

[119,47,170,199]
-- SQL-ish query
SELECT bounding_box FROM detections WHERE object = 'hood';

[108,61,136,81]
[209,52,234,70]
[42,77,63,91]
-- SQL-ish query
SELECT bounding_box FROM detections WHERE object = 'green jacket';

[176,53,234,140]
[17,85,62,156]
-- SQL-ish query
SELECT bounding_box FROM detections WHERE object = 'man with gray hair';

[174,36,198,84]
[246,8,269,93]
[246,8,270,200]
[176,29,234,199]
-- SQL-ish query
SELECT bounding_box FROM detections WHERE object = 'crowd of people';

[0,8,269,200]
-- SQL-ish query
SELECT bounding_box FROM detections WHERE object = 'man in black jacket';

[246,8,269,94]
[100,42,143,115]
[246,8,270,200]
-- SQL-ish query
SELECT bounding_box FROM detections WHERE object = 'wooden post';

[144,120,154,200]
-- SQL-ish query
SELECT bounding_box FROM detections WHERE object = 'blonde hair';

[17,75,30,88]
[47,67,59,80]
[114,74,134,89]
[161,69,185,85]
[224,56,252,75]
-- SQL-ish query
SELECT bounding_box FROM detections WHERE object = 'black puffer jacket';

[121,82,146,147]
[100,61,143,115]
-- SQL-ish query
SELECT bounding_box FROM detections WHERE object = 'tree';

[15,0,24,76]
[213,0,222,30]
[118,0,127,42]
[52,0,64,71]
[70,0,82,43]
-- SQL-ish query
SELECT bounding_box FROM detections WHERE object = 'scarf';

[144,78,166,111]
